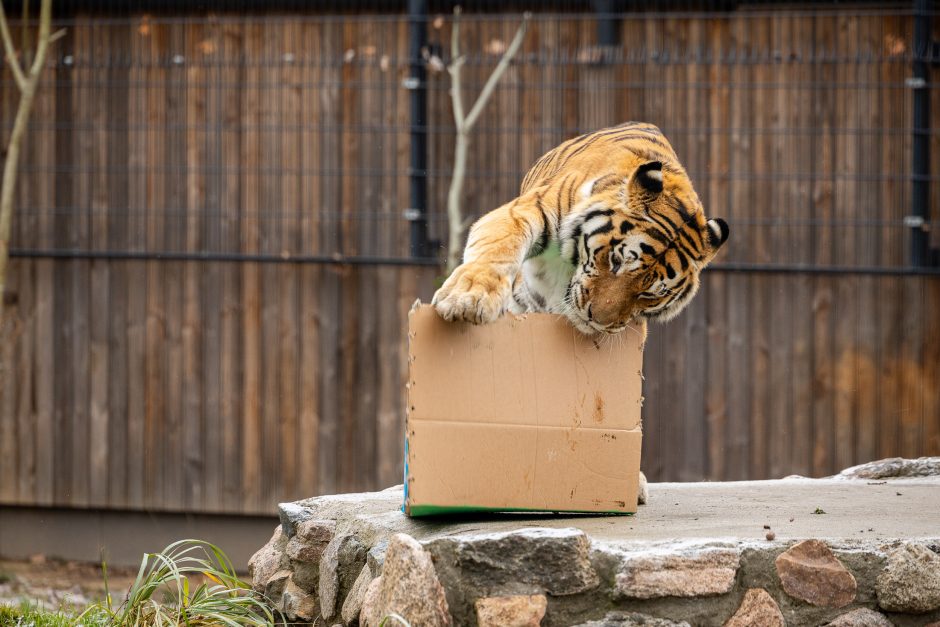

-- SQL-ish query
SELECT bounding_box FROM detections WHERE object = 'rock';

[262,570,291,607]
[287,518,337,563]
[614,547,740,599]
[319,533,368,621]
[279,502,314,537]
[570,611,691,627]
[367,541,388,576]
[474,594,547,627]
[360,533,451,627]
[826,608,894,627]
[248,526,289,593]
[281,577,319,622]
[292,561,321,595]
[775,540,856,608]
[876,543,940,613]
[836,456,940,480]
[724,589,784,627]
[436,527,599,596]
[341,564,375,626]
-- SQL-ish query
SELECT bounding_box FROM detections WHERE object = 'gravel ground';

[0,556,137,611]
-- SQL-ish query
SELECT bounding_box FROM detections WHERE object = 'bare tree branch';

[448,6,465,128]
[463,12,530,131]
[445,9,530,272]
[0,0,59,323]
[0,1,26,91]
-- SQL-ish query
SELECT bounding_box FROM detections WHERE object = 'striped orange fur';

[433,122,729,336]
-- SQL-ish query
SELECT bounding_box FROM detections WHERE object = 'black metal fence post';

[910,0,931,266]
[407,0,430,259]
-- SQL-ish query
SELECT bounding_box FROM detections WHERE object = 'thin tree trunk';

[0,0,58,322]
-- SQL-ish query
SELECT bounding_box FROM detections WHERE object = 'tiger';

[432,122,730,504]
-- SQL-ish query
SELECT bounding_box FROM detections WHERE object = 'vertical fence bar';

[911,0,931,266]
[407,0,430,259]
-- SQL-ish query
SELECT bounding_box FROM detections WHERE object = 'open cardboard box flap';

[404,304,644,516]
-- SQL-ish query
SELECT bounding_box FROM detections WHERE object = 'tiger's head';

[558,160,729,335]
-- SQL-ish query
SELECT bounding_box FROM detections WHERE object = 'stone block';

[319,533,368,622]
[360,533,451,627]
[442,527,600,596]
[775,540,856,608]
[248,526,289,594]
[723,589,783,627]
[826,608,894,627]
[341,564,375,627]
[614,548,740,599]
[474,594,547,627]
[876,543,940,613]
[570,611,690,627]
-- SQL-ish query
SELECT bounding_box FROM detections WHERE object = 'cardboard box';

[404,303,644,517]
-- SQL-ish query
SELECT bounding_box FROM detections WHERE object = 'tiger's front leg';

[434,188,551,324]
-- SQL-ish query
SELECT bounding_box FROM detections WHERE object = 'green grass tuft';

[79,539,279,626]
[0,600,98,627]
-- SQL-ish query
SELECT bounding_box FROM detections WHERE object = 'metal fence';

[2,2,939,514]
[7,2,939,269]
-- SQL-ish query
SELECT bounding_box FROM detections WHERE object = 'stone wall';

[248,477,940,627]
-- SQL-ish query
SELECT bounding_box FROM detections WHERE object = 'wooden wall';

[1,7,939,514]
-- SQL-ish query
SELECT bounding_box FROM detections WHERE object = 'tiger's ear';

[706,218,729,249]
[629,161,664,197]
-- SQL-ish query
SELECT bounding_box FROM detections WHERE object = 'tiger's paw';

[432,262,512,324]
[638,470,648,505]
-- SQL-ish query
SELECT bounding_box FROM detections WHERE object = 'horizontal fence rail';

[1,3,939,515]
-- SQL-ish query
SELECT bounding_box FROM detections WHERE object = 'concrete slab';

[293,477,940,548]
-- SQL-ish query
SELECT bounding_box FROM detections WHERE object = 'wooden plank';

[219,20,244,512]
[106,21,130,508]
[297,264,320,499]
[831,14,859,473]
[0,263,19,503]
[277,19,302,502]
[875,14,902,461]
[767,15,793,480]
[338,266,360,493]
[747,16,771,480]
[789,12,815,477]
[723,14,751,480]
[183,19,206,510]
[924,279,940,456]
[898,278,925,458]
[680,16,707,481]
[355,266,378,489]
[32,37,57,505]
[853,16,880,466]
[704,15,729,481]
[161,22,187,512]
[811,13,836,476]
[680,286,706,481]
[241,19,263,513]
[89,19,112,508]
[14,262,36,502]
[125,16,148,510]
[296,17,322,499]
[200,17,223,512]
[376,266,401,488]
[259,16,283,510]
[69,19,91,507]
[318,266,342,495]
[144,21,168,508]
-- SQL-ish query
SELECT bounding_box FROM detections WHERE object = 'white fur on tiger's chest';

[516,242,575,314]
